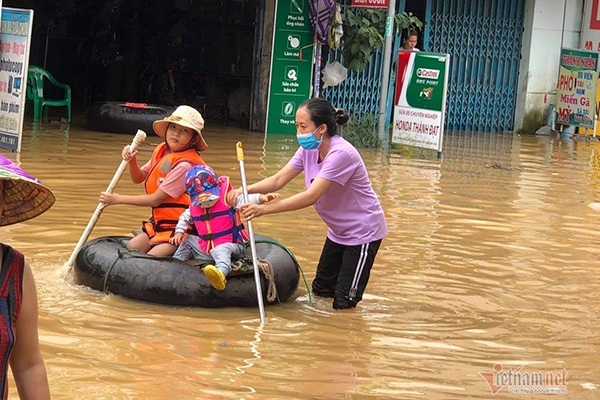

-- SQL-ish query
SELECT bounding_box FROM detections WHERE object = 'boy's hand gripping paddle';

[65,130,147,269]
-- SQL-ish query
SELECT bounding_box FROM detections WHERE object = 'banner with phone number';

[0,7,33,152]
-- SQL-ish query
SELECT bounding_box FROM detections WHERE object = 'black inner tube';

[86,101,176,135]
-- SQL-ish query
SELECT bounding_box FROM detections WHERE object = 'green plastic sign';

[266,0,314,134]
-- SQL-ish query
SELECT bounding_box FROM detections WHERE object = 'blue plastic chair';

[26,65,71,122]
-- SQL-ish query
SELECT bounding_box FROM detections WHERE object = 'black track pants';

[311,237,382,309]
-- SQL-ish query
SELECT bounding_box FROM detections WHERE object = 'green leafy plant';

[340,113,382,148]
[517,108,547,135]
[341,10,422,72]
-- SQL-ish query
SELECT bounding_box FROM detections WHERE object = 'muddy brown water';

[2,119,599,399]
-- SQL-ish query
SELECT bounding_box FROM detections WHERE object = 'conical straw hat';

[0,155,55,227]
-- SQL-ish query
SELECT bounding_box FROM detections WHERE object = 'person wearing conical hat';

[0,155,53,399]
[100,105,207,256]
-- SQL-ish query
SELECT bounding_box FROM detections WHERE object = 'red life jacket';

[189,176,250,252]
[143,143,204,244]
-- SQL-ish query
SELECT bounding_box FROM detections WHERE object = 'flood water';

[3,117,599,399]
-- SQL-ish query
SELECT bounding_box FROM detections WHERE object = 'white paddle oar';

[237,142,266,324]
[65,130,147,269]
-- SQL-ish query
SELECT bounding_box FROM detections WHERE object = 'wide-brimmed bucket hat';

[0,155,55,226]
[152,105,208,152]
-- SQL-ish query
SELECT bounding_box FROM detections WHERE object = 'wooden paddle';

[237,142,266,324]
[65,130,147,269]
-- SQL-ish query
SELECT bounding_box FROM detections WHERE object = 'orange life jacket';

[143,143,204,245]
[190,176,250,252]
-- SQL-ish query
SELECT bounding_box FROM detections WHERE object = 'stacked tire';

[86,101,176,135]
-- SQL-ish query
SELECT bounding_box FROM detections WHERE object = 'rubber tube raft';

[74,236,300,307]
[85,101,176,135]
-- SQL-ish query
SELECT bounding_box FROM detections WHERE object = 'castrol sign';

[393,51,450,152]
[416,68,440,79]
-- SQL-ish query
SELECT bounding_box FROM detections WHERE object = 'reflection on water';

[2,121,599,399]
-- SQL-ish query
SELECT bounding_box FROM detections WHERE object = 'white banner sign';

[392,51,449,152]
[0,7,33,152]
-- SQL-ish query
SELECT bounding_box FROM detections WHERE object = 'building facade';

[253,0,588,133]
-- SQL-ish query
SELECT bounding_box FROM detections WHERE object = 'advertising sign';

[0,7,33,152]
[392,51,449,152]
[583,0,600,50]
[555,48,598,129]
[351,0,389,8]
[265,0,314,134]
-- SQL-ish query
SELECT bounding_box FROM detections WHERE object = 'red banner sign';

[351,0,389,8]
[592,0,600,29]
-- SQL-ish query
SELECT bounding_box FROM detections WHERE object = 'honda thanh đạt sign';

[392,51,449,152]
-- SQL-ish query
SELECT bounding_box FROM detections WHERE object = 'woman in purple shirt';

[239,98,388,309]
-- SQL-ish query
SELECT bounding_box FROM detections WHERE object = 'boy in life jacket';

[100,105,207,256]
[170,165,280,290]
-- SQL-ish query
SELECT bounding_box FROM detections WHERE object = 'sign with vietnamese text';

[351,0,389,8]
[392,51,449,152]
[0,7,33,152]
[265,0,313,134]
[556,48,598,129]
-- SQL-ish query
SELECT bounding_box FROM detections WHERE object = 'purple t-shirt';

[288,135,388,246]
